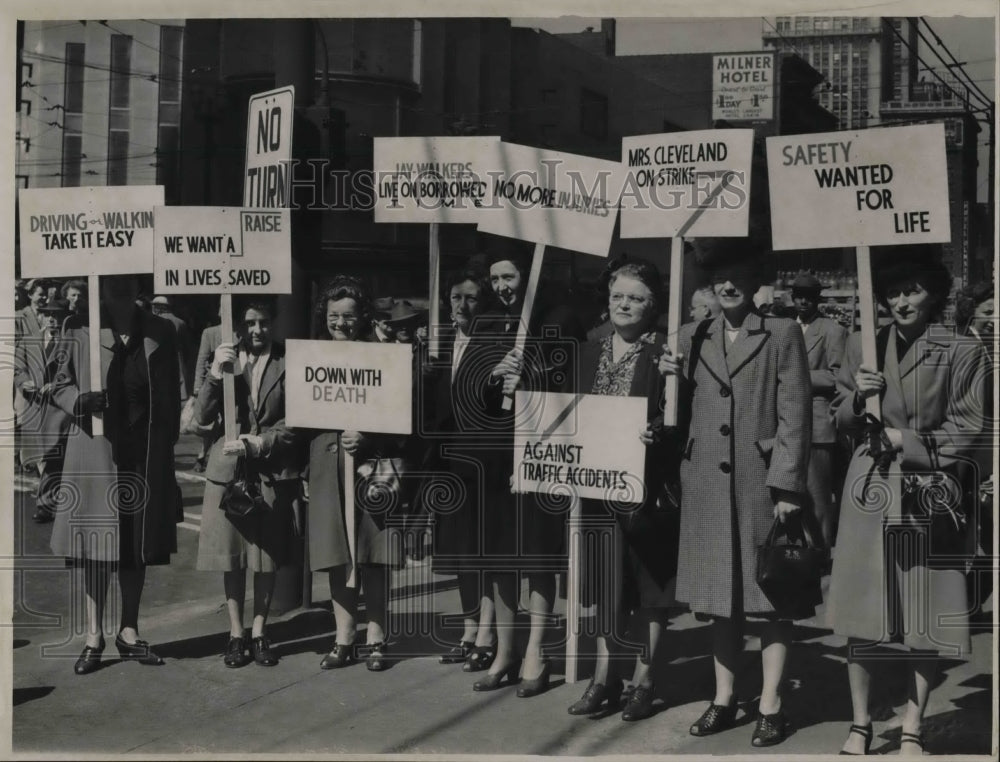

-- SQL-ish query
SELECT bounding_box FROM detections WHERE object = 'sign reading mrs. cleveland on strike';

[284,340,413,435]
[153,207,291,294]
[18,185,164,277]
[373,136,500,223]
[476,142,626,258]
[620,129,754,238]
[766,123,951,250]
[513,391,647,503]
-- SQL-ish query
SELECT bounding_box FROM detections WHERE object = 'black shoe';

[839,722,873,755]
[320,643,354,670]
[516,661,551,698]
[690,699,738,736]
[74,638,105,675]
[365,642,388,672]
[751,710,787,747]
[32,507,54,524]
[223,636,250,668]
[621,683,655,721]
[115,633,164,665]
[899,731,924,755]
[473,659,521,691]
[251,635,278,666]
[568,677,624,715]
[463,643,497,673]
[440,640,474,665]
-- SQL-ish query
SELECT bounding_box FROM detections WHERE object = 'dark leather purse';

[220,456,268,519]
[755,508,827,618]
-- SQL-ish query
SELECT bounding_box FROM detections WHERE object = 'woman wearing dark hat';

[305,275,409,672]
[565,259,682,722]
[49,275,181,674]
[659,238,812,747]
[828,245,988,755]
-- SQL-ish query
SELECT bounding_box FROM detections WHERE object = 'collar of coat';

[99,310,172,360]
[696,311,772,384]
[876,323,954,380]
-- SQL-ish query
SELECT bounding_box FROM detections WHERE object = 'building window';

[580,88,608,141]
[157,26,183,202]
[107,34,132,185]
[61,42,84,187]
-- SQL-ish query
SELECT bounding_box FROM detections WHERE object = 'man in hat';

[371,296,397,343]
[14,299,74,522]
[790,272,847,549]
[384,300,428,344]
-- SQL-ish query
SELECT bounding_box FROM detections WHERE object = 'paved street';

[9,436,996,756]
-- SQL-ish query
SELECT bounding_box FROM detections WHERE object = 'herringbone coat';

[675,311,812,619]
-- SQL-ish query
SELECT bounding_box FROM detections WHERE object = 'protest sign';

[766,123,951,250]
[284,340,413,435]
[18,185,165,437]
[153,207,291,294]
[244,86,295,208]
[373,136,500,223]
[712,52,775,122]
[476,142,626,258]
[512,392,647,504]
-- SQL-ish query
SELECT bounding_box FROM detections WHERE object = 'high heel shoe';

[74,637,105,675]
[839,722,873,755]
[690,698,738,736]
[320,643,355,670]
[115,633,164,666]
[899,731,924,755]
[751,709,788,747]
[365,642,388,672]
[516,660,551,698]
[440,640,475,665]
[472,659,521,691]
[568,677,624,715]
[621,683,656,721]
[463,643,497,673]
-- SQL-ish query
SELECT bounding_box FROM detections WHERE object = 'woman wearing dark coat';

[828,247,988,756]
[660,241,812,747]
[195,298,300,668]
[50,275,181,675]
[565,260,681,722]
[306,276,409,672]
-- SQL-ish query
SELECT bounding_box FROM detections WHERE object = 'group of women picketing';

[40,233,991,754]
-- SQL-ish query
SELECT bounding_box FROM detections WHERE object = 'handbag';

[755,509,827,618]
[356,455,406,513]
[219,456,268,519]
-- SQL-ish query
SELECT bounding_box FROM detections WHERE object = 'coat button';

[720,424,731,436]
[719,461,731,474]
[720,387,731,398]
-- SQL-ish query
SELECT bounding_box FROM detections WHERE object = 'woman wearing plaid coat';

[661,240,812,747]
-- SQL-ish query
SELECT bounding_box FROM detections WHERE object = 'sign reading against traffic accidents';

[18,185,165,277]
[244,86,295,208]
[285,340,413,434]
[620,129,754,238]
[373,136,501,223]
[476,142,626,258]
[712,52,775,122]
[766,123,951,249]
[153,206,291,294]
[513,392,647,503]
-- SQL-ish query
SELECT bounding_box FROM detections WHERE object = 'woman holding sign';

[305,276,409,672]
[565,260,681,722]
[50,275,181,674]
[828,247,988,756]
[195,297,301,668]
[659,240,812,747]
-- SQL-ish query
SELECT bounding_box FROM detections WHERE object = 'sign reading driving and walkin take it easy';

[18,186,164,277]
[373,136,500,223]
[476,142,626,258]
[712,52,775,122]
[766,123,951,250]
[153,207,291,294]
[620,129,754,239]
[284,340,413,435]
[244,86,295,208]
[513,392,647,504]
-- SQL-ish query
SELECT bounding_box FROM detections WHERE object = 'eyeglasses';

[609,293,650,306]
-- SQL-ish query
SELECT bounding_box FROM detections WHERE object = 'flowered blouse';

[591,331,657,397]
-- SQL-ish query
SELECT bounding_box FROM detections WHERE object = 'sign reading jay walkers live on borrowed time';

[284,340,413,434]
[18,185,164,277]
[476,142,626,258]
[153,207,291,294]
[513,391,647,503]
[373,136,500,223]
[766,123,951,250]
[620,129,754,239]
